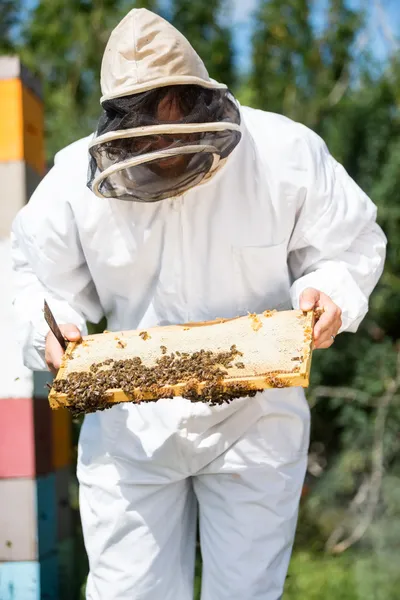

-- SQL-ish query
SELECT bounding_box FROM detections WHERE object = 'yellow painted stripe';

[0,79,23,163]
[0,78,45,174]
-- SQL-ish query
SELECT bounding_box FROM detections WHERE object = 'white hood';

[100,8,226,103]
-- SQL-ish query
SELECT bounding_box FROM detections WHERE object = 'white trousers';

[77,389,309,600]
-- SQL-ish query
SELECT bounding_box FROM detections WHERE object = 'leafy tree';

[0,0,22,53]
[168,0,236,89]
[18,0,158,159]
[249,0,362,130]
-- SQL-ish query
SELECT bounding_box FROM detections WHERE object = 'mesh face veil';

[87,86,242,202]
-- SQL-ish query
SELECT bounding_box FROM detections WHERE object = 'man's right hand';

[45,324,81,374]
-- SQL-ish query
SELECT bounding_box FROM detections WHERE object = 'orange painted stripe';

[22,85,45,175]
[51,408,73,470]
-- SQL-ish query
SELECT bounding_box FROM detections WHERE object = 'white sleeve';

[288,128,386,333]
[11,158,103,371]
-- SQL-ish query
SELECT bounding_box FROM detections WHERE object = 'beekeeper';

[11,8,386,600]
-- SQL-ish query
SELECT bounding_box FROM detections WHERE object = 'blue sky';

[230,0,400,73]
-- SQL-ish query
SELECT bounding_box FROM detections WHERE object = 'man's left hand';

[299,288,342,349]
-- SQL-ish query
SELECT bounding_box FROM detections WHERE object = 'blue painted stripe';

[0,555,58,600]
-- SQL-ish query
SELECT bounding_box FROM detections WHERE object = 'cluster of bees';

[52,345,262,415]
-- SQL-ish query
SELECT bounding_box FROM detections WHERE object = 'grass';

[285,550,400,600]
[79,546,400,599]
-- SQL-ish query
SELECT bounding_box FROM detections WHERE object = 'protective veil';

[11,8,387,600]
[87,9,241,202]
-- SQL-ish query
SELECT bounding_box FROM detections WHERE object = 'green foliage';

[17,0,158,159]
[249,0,362,129]
[168,0,236,89]
[0,0,22,53]
[86,317,108,335]
[284,550,400,599]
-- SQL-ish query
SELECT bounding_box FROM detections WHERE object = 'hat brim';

[100,75,227,104]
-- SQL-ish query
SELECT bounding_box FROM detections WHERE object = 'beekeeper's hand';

[299,288,342,349]
[45,324,81,374]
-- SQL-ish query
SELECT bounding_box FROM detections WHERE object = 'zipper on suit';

[174,195,189,321]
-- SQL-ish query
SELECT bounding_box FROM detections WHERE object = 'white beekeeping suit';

[11,8,386,600]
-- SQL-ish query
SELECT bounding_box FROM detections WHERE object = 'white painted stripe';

[0,237,33,399]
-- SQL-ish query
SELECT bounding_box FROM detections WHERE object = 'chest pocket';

[232,242,291,315]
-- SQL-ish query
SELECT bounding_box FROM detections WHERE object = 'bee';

[139,331,151,341]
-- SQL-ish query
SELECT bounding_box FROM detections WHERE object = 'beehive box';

[49,309,315,415]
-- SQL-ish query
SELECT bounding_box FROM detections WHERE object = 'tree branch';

[325,350,400,554]
[308,385,371,409]
[326,30,369,108]
[373,0,399,52]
